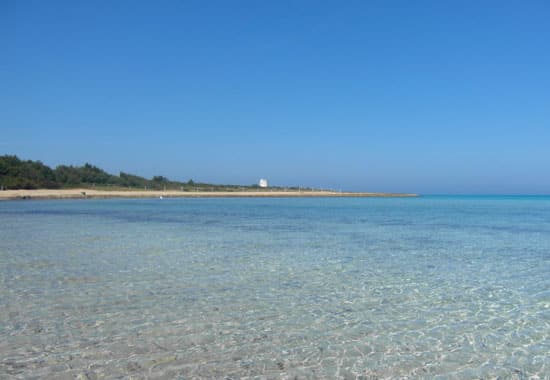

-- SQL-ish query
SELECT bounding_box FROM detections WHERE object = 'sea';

[0,196,549,379]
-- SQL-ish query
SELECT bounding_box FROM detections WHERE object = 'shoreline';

[0,188,418,201]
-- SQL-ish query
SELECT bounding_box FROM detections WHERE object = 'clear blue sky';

[2,1,549,194]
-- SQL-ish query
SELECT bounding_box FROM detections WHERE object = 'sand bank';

[0,188,417,201]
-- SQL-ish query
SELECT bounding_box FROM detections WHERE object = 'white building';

[258,178,268,188]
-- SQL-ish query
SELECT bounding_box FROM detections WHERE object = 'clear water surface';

[0,196,549,379]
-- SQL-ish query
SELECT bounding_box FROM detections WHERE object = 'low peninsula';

[0,155,417,200]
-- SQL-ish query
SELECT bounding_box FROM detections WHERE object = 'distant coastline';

[0,155,418,200]
[0,189,418,201]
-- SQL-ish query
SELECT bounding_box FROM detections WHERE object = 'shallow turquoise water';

[0,196,549,379]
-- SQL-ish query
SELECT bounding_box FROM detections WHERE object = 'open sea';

[0,196,549,379]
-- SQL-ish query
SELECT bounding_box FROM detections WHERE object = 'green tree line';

[0,155,253,191]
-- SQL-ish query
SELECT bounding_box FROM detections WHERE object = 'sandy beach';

[0,188,418,201]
